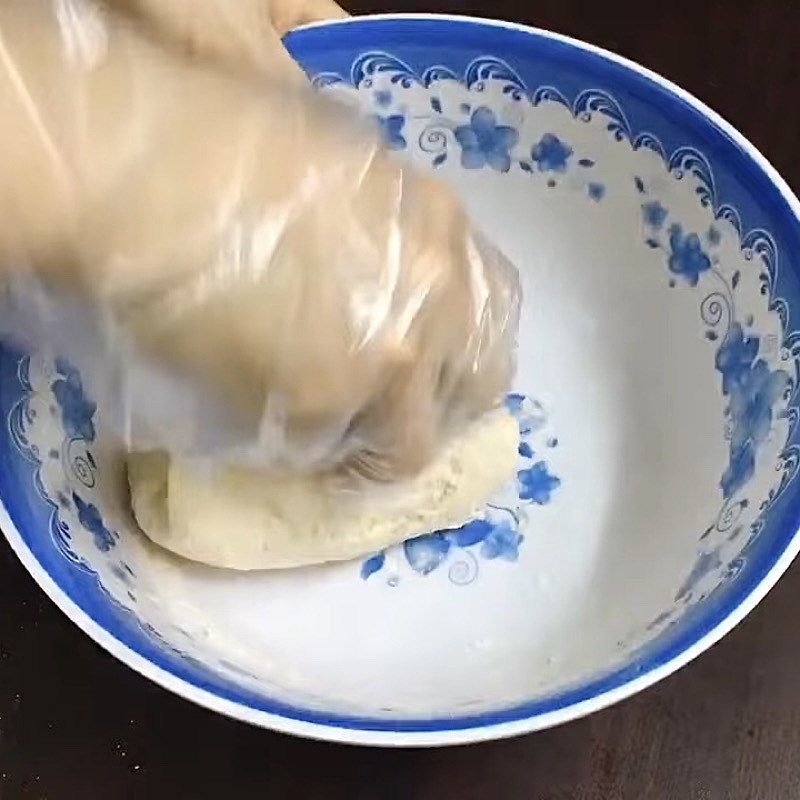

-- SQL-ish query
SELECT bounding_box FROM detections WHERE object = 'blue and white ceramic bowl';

[3,15,800,746]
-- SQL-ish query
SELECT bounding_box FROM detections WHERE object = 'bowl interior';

[2,17,800,743]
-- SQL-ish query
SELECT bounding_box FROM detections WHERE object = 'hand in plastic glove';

[0,0,520,481]
[104,0,347,79]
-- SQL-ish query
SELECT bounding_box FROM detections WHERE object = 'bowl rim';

[4,13,800,747]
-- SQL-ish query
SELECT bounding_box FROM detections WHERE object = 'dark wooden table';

[3,2,800,798]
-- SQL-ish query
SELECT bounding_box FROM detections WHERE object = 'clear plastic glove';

[0,0,520,481]
[104,0,347,79]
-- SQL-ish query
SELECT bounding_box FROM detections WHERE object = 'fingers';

[347,359,440,482]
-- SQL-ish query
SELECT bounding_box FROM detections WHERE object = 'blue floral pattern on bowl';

[360,393,562,585]
[454,107,519,172]
[373,113,407,150]
[5,353,143,612]
[1,24,799,741]
[72,492,117,553]
[51,358,96,442]
[667,225,712,286]
[530,133,573,172]
[6,47,795,618]
[316,49,799,619]
[355,57,610,195]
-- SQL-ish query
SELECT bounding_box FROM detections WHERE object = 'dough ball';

[128,407,519,570]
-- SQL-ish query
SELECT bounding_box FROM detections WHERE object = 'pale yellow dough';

[128,408,519,570]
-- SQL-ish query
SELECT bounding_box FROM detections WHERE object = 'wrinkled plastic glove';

[0,0,520,481]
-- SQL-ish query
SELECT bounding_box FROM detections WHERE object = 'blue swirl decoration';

[668,147,717,209]
[634,132,667,160]
[716,204,744,237]
[465,56,527,100]
[573,89,632,141]
[421,65,459,86]
[350,52,420,89]
[532,85,570,107]
[310,72,346,90]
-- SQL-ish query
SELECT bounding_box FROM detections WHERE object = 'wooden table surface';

[3,1,800,798]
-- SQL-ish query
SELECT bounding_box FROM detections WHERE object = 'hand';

[0,0,520,480]
[103,0,347,78]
